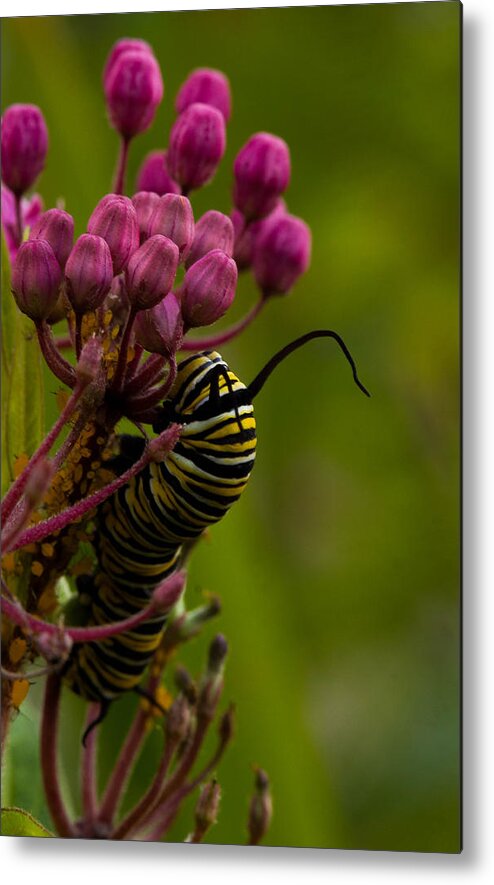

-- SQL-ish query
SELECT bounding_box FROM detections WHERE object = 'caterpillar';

[62,331,369,728]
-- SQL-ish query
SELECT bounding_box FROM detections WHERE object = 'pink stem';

[40,674,75,837]
[36,321,77,388]
[14,194,23,247]
[1,381,86,523]
[6,423,182,552]
[125,353,166,395]
[1,572,184,643]
[180,299,264,352]
[75,314,83,359]
[54,335,74,351]
[98,664,165,826]
[113,135,131,195]
[112,307,137,392]
[124,343,144,384]
[126,358,176,414]
[111,735,177,839]
[81,703,100,826]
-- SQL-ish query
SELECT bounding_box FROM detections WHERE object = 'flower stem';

[112,306,137,392]
[81,703,100,827]
[113,135,131,195]
[36,321,77,388]
[125,353,166,395]
[111,734,177,839]
[41,674,75,837]
[181,298,265,351]
[1,381,86,524]
[6,423,182,552]
[126,358,176,414]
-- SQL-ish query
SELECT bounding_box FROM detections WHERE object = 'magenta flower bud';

[233,132,291,221]
[180,249,237,329]
[125,234,179,311]
[87,195,139,274]
[29,208,74,269]
[135,150,180,196]
[132,191,161,243]
[167,103,226,193]
[231,200,286,270]
[185,210,234,270]
[1,183,43,262]
[65,234,113,314]
[253,213,311,297]
[176,68,231,122]
[103,37,154,86]
[11,239,62,322]
[148,194,195,262]
[104,49,164,140]
[1,104,48,196]
[134,291,183,357]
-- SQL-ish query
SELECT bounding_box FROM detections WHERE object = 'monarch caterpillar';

[62,331,369,731]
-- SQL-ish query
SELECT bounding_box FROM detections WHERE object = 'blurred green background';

[1,1,460,853]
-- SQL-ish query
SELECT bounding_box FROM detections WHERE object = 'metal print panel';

[0,1,461,852]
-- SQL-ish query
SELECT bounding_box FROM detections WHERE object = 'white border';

[2,0,494,883]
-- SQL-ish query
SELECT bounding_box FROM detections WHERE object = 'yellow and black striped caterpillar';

[62,332,368,721]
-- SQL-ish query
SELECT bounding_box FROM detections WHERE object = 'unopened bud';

[253,213,311,297]
[248,768,272,846]
[167,103,226,193]
[174,666,198,705]
[233,132,291,221]
[207,634,228,676]
[25,458,55,507]
[176,68,231,122]
[193,781,222,840]
[166,693,192,744]
[219,704,235,745]
[135,150,180,197]
[30,208,74,269]
[65,234,113,314]
[76,336,104,385]
[125,234,179,310]
[151,570,186,613]
[103,37,154,84]
[2,184,44,261]
[1,104,48,195]
[104,46,163,140]
[180,249,237,329]
[132,191,161,243]
[134,291,183,356]
[185,210,234,269]
[87,195,139,274]
[12,239,62,321]
[148,194,195,262]
[232,200,286,270]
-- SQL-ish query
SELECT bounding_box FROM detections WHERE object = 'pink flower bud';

[253,213,311,297]
[167,103,226,193]
[185,210,234,270]
[29,208,74,269]
[125,234,179,311]
[1,104,48,196]
[104,48,164,140]
[132,191,161,243]
[103,37,154,85]
[180,249,237,329]
[1,183,43,261]
[87,194,139,274]
[65,234,113,314]
[233,132,291,220]
[11,239,62,321]
[176,68,231,122]
[148,194,195,261]
[135,150,180,196]
[231,200,286,270]
[134,291,183,357]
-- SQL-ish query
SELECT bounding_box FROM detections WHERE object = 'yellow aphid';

[2,552,16,572]
[9,637,27,664]
[13,453,29,478]
[38,587,57,614]
[12,680,30,708]
[111,325,120,340]
[31,561,44,577]
[41,543,55,558]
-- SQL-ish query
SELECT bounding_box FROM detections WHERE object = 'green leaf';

[1,231,45,496]
[1,807,54,838]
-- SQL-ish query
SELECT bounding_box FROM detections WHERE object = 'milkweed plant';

[0,38,368,842]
